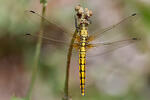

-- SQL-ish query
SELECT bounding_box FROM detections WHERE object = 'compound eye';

[85,9,92,18]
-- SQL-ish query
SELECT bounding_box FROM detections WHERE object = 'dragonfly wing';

[87,37,140,57]
[92,37,139,46]
[24,10,73,48]
[88,13,140,42]
[25,10,72,37]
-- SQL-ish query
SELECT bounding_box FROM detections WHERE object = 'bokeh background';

[0,0,150,100]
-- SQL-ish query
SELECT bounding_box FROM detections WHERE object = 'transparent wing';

[25,10,72,37]
[86,13,141,57]
[88,13,140,42]
[24,10,73,49]
[92,37,139,46]
[87,37,140,57]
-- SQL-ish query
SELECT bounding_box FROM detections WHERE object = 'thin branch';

[25,3,46,100]
[63,29,78,100]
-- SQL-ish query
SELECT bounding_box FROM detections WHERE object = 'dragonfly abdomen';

[79,38,87,96]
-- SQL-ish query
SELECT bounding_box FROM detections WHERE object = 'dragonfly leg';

[75,35,80,42]
[74,15,80,32]
[73,43,80,51]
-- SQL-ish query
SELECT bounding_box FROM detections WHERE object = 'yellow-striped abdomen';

[79,45,86,96]
[79,27,88,96]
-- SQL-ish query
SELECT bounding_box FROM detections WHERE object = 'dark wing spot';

[132,13,137,16]
[30,10,35,13]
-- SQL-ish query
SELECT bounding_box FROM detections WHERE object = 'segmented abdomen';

[79,41,86,96]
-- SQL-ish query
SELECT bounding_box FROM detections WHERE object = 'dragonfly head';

[75,5,92,26]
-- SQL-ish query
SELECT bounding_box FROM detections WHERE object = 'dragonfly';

[24,5,140,96]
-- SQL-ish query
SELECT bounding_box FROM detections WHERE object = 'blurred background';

[0,0,150,100]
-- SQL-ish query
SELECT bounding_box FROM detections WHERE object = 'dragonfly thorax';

[80,27,88,37]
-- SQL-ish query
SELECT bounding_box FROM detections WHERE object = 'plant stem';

[25,4,46,100]
[63,29,78,100]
